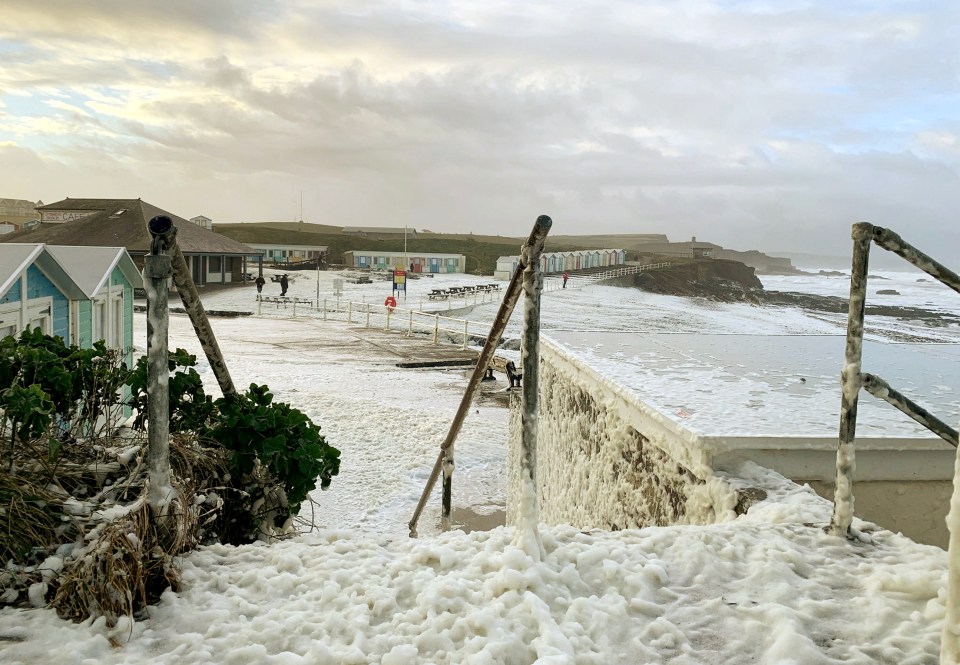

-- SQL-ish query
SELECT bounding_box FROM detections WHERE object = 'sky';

[1,0,958,254]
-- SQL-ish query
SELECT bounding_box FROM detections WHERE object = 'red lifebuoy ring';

[384,296,397,312]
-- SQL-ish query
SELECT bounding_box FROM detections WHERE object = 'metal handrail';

[831,223,959,537]
[826,222,960,662]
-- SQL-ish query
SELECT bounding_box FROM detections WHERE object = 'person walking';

[562,271,569,288]
[255,275,265,294]
[279,274,289,296]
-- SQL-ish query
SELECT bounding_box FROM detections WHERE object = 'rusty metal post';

[149,216,236,399]
[862,373,958,447]
[872,226,960,295]
[143,225,173,517]
[515,217,550,558]
[942,435,960,663]
[830,222,872,537]
[410,215,553,536]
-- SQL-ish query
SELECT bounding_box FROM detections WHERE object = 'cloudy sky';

[1,1,958,253]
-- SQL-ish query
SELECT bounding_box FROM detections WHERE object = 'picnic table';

[428,289,449,300]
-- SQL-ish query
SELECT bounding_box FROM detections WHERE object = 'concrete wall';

[510,339,955,549]
[507,342,749,530]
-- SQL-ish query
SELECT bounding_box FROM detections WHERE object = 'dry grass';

[0,429,233,624]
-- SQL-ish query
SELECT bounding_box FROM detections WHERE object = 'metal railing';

[827,223,960,663]
[258,287,503,313]
[541,262,671,292]
[256,296,490,350]
[830,223,960,538]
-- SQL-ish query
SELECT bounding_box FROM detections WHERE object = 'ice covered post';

[148,215,236,399]
[409,215,553,536]
[143,216,175,518]
[829,222,872,537]
[515,215,551,559]
[943,433,960,664]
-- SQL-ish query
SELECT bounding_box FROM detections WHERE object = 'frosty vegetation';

[0,329,340,624]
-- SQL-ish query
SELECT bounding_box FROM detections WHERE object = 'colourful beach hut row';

[494,249,627,280]
[0,243,141,358]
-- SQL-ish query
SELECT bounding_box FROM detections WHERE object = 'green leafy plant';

[209,383,340,540]
[128,348,215,433]
[2,332,340,546]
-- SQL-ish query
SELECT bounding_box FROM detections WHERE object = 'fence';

[257,296,486,350]
[541,262,671,292]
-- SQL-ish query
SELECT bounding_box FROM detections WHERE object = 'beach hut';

[0,243,141,356]
[43,245,141,354]
[0,244,76,340]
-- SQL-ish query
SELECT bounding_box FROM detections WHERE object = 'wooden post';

[830,222,872,537]
[150,216,236,399]
[410,215,553,536]
[143,251,173,518]
[515,219,549,558]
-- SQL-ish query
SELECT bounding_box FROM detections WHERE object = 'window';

[0,303,19,339]
[209,256,222,272]
[112,296,124,349]
[93,300,107,342]
[24,298,52,335]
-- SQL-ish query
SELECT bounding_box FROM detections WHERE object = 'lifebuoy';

[384,296,397,312]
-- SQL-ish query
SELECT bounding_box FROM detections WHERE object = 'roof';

[0,198,41,211]
[0,243,85,301]
[0,243,46,299]
[44,245,143,296]
[10,199,257,255]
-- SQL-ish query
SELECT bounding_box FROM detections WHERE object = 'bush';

[210,384,341,543]
[125,347,340,542]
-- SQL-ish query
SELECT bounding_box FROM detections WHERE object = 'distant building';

[0,198,42,229]
[630,237,718,260]
[248,243,328,265]
[343,250,465,273]
[494,249,627,280]
[5,198,260,286]
[342,226,416,240]
[189,215,214,231]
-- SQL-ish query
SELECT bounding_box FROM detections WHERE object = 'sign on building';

[41,211,96,223]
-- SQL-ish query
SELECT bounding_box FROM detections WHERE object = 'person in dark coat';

[255,275,265,294]
[279,274,289,296]
[562,271,569,288]
[506,361,522,388]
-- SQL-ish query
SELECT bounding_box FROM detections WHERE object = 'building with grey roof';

[4,198,261,286]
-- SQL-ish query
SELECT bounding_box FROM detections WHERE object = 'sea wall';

[508,338,956,548]
[507,341,757,530]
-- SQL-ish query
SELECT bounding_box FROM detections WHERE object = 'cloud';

[0,0,958,253]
